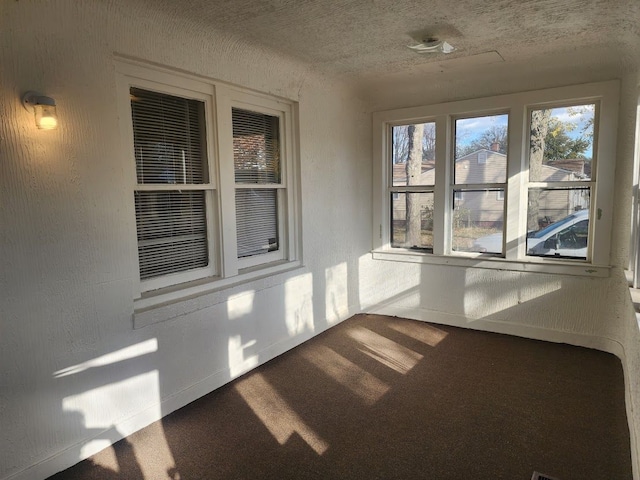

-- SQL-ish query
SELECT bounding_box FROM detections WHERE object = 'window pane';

[236,189,278,258]
[135,191,208,279]
[529,104,595,182]
[391,122,436,187]
[455,114,508,184]
[453,190,504,253]
[130,88,208,185]
[233,108,280,184]
[526,188,590,259]
[391,192,433,250]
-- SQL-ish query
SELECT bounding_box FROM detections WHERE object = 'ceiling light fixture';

[407,38,456,54]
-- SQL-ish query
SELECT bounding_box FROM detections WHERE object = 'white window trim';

[372,80,619,277]
[115,59,302,317]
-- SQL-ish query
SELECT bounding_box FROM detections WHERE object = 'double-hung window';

[373,81,618,276]
[116,61,300,305]
[129,83,216,292]
[452,113,508,253]
[390,121,436,251]
[232,105,285,268]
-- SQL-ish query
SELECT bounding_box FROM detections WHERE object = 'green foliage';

[543,117,590,161]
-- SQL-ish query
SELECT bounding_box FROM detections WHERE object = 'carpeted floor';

[48,314,632,479]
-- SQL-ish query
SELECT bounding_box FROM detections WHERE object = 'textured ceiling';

[137,0,640,91]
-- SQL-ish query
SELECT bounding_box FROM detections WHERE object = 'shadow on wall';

[44,251,364,480]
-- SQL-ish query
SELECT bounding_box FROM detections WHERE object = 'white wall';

[0,2,374,479]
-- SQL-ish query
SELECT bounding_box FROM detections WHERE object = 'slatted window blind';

[235,189,278,258]
[232,108,280,184]
[131,87,210,280]
[233,108,281,258]
[135,191,208,279]
[131,87,207,184]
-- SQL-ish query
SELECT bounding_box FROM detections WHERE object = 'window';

[232,107,283,267]
[526,104,594,260]
[131,89,211,282]
[389,121,436,251]
[453,114,508,253]
[372,81,619,276]
[117,61,300,303]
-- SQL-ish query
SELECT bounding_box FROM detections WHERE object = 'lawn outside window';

[116,59,301,315]
[372,81,619,277]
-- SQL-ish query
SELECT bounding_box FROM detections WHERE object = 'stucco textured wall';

[1,1,639,479]
[0,2,373,479]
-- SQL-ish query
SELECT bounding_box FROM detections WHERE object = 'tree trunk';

[406,124,424,246]
[528,110,551,231]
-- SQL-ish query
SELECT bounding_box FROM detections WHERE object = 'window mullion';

[215,86,240,277]
[506,104,526,260]
[433,115,449,255]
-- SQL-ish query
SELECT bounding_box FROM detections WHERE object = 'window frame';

[372,81,619,277]
[116,60,301,310]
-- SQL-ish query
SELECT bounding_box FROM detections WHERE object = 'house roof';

[456,148,505,161]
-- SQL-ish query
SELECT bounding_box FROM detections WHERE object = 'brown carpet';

[48,314,632,479]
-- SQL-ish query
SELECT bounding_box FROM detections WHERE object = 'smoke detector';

[407,38,456,54]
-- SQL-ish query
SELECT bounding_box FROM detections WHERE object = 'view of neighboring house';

[392,147,588,229]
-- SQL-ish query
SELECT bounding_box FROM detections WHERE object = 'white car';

[471,209,589,259]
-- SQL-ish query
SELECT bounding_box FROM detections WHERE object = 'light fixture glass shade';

[34,103,58,130]
[22,91,58,130]
[407,40,456,54]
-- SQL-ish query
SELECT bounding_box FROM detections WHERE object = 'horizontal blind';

[235,189,278,258]
[232,108,280,184]
[131,87,207,185]
[135,191,208,279]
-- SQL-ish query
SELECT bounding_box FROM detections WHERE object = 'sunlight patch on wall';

[63,371,160,431]
[325,262,349,325]
[228,335,259,378]
[284,272,315,336]
[301,344,389,405]
[388,320,448,347]
[347,327,423,374]
[227,290,256,320]
[54,339,158,378]
[235,373,329,455]
[462,270,562,319]
[62,370,166,471]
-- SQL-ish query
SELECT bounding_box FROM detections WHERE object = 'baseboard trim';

[366,304,625,357]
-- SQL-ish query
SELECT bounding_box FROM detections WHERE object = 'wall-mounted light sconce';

[22,91,58,130]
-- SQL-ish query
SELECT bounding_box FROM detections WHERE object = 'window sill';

[372,249,610,278]
[133,260,303,329]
